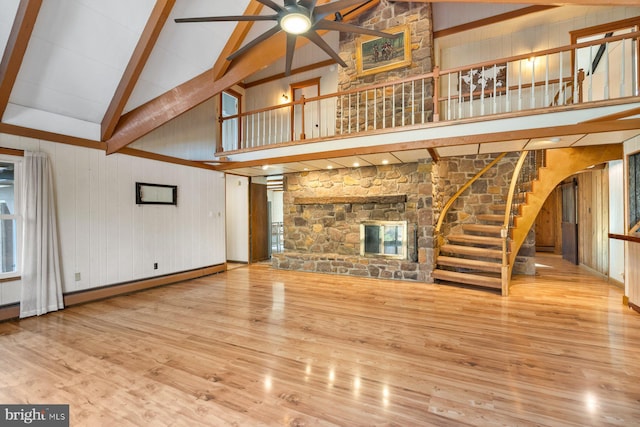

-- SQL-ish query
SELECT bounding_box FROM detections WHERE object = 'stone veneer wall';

[272,162,435,281]
[432,153,536,274]
[337,1,434,131]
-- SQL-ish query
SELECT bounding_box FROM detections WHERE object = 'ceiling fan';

[175,0,399,75]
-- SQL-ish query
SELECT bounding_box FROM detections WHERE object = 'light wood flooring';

[1,254,639,426]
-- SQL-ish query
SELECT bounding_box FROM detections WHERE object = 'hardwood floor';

[1,254,639,426]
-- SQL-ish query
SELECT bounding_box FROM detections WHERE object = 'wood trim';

[101,0,176,141]
[294,195,407,205]
[427,148,439,163]
[433,5,556,39]
[0,276,20,283]
[63,264,226,307]
[581,106,640,123]
[0,304,19,322]
[243,60,335,89]
[609,232,640,244]
[118,147,220,170]
[213,1,264,80]
[0,122,105,150]
[105,2,377,154]
[0,0,43,120]
[0,147,24,157]
[630,300,640,315]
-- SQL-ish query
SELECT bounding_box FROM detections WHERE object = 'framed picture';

[356,25,411,77]
[136,182,177,205]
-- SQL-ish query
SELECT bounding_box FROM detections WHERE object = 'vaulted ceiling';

[0,0,638,165]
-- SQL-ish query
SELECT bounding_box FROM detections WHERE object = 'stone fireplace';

[271,162,435,281]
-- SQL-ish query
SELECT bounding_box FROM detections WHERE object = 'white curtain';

[20,151,64,318]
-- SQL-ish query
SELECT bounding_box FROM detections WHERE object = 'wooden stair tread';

[440,244,503,259]
[489,204,506,212]
[437,256,502,273]
[477,214,504,223]
[432,269,502,289]
[447,234,503,246]
[462,224,503,235]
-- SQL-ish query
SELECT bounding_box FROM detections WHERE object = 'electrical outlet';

[75,272,81,281]
[153,263,158,270]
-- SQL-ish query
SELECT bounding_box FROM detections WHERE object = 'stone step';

[437,256,502,273]
[432,269,502,290]
[440,244,503,259]
[461,224,503,236]
[447,234,503,247]
[477,214,504,223]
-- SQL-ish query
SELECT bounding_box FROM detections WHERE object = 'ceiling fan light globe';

[280,12,311,34]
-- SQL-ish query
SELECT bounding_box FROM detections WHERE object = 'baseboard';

[0,263,226,322]
[0,304,19,322]
[608,277,624,289]
[630,301,640,315]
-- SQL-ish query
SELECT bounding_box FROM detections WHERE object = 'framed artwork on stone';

[356,25,411,77]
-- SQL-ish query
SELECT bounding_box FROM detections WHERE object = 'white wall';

[130,97,218,160]
[435,6,640,67]
[608,160,625,285]
[0,133,226,306]
[225,174,249,263]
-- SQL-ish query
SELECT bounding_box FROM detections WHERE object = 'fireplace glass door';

[360,221,407,259]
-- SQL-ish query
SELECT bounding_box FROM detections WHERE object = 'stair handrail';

[435,153,507,246]
[500,150,532,294]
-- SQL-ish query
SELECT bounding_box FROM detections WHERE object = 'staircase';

[432,145,623,296]
[432,206,506,291]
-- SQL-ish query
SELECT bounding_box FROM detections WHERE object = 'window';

[0,159,21,278]
[221,90,241,152]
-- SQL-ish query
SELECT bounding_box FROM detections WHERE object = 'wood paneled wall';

[578,168,610,275]
[0,133,226,306]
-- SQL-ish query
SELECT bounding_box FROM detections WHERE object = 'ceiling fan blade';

[315,20,400,39]
[257,0,284,13]
[304,30,347,68]
[314,0,368,16]
[175,15,277,23]
[285,33,297,76]
[227,25,282,62]
[299,0,318,11]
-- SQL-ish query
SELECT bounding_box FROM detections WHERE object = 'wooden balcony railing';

[219,30,639,154]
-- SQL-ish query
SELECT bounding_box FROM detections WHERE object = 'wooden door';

[535,189,558,252]
[561,180,579,265]
[250,183,269,262]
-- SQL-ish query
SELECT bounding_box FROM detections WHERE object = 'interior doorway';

[290,78,320,140]
[561,179,579,265]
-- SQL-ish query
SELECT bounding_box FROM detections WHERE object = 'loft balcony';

[215,31,640,176]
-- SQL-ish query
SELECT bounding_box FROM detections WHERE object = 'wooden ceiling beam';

[101,0,175,141]
[213,1,264,80]
[106,0,380,154]
[0,0,42,121]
